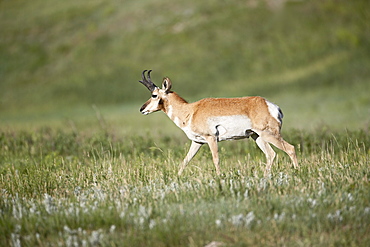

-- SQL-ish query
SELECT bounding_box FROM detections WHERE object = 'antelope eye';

[152,94,158,98]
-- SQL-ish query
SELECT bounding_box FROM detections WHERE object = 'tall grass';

[1,128,369,246]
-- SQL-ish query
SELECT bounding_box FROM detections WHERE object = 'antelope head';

[139,70,172,115]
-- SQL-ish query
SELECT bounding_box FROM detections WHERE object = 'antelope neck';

[163,93,191,128]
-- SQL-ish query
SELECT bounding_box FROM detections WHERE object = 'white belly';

[182,125,207,143]
[179,115,253,143]
[208,115,253,141]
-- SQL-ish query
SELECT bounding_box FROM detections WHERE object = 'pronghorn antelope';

[139,70,298,176]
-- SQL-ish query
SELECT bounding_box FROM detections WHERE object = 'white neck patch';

[166,105,173,119]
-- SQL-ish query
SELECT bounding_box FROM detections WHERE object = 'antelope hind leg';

[253,135,276,176]
[258,131,299,169]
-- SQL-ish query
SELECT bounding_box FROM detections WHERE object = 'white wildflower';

[230,214,244,227]
[229,179,234,192]
[318,181,326,196]
[74,187,81,196]
[258,178,268,191]
[347,193,354,201]
[245,211,255,227]
[138,217,145,227]
[327,210,343,222]
[276,172,289,186]
[138,205,152,219]
[229,212,255,228]
[307,198,317,207]
[274,212,286,222]
[11,233,21,247]
[89,229,103,246]
[11,225,21,247]
[149,219,156,229]
[43,193,56,214]
[65,235,75,247]
[81,240,88,247]
[215,219,222,228]
[364,207,370,214]
[243,189,249,199]
[63,225,75,235]
[109,225,116,233]
[12,201,23,220]
[92,186,106,201]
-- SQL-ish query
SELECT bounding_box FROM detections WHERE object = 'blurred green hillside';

[0,0,369,130]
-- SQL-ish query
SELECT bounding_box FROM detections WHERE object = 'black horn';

[139,70,157,92]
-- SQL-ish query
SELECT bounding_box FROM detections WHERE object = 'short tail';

[278,107,283,125]
[266,100,283,125]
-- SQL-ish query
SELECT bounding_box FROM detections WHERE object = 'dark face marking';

[140,101,149,113]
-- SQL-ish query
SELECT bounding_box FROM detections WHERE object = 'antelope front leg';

[178,141,203,176]
[205,136,221,175]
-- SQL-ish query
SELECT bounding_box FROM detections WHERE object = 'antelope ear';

[162,77,172,93]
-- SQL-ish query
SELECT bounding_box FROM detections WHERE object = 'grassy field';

[0,0,369,130]
[0,128,369,246]
[1,0,370,246]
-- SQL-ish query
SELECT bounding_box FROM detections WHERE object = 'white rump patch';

[266,100,283,124]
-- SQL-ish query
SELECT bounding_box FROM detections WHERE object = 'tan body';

[139,71,298,176]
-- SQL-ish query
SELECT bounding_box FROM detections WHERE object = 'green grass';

[1,0,370,246]
[0,0,369,129]
[0,128,369,246]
